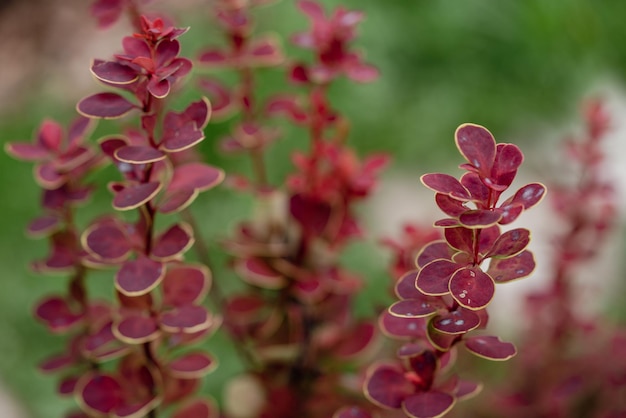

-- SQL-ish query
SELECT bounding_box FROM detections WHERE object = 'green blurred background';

[1,0,626,416]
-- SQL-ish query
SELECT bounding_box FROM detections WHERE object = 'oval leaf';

[169,352,217,379]
[448,267,495,310]
[112,182,162,211]
[151,223,194,261]
[416,259,461,296]
[115,257,164,296]
[402,391,456,418]
[160,305,211,334]
[464,335,516,360]
[77,93,136,119]
[113,314,160,344]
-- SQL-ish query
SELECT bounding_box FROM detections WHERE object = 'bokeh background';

[1,0,626,416]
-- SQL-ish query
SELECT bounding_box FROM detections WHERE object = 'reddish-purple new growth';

[365,124,545,418]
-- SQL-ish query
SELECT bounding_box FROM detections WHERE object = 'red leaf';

[464,335,516,360]
[454,379,483,400]
[333,406,373,418]
[77,93,137,119]
[363,363,413,409]
[247,36,283,66]
[235,258,287,289]
[346,62,379,83]
[34,162,64,189]
[389,300,439,319]
[77,374,124,415]
[169,352,217,379]
[34,296,82,333]
[334,322,376,358]
[426,321,456,351]
[83,222,131,262]
[115,145,166,164]
[378,311,426,340]
[172,398,218,418]
[160,305,211,333]
[416,241,453,268]
[158,189,197,214]
[168,163,225,193]
[503,182,547,211]
[27,215,61,237]
[112,182,162,210]
[91,60,138,84]
[198,48,230,65]
[444,227,474,254]
[151,223,194,261]
[402,391,455,418]
[162,264,210,307]
[113,314,160,344]
[487,250,535,283]
[434,194,466,218]
[394,270,421,299]
[4,142,48,161]
[298,0,325,20]
[416,259,461,296]
[198,78,234,119]
[115,257,164,296]
[421,173,470,200]
[485,228,530,259]
[448,267,495,310]
[491,143,523,186]
[458,209,502,228]
[39,353,75,373]
[455,123,496,177]
[431,308,480,334]
[160,123,204,152]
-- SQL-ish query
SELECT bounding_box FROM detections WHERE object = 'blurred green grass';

[1,0,626,416]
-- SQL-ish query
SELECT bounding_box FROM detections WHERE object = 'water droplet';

[515,269,525,275]
[440,319,452,326]
[459,291,467,298]
[511,230,520,241]
[469,271,476,277]
[454,319,465,326]
[408,323,417,331]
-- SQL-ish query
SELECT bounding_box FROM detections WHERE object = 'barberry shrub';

[22,2,626,418]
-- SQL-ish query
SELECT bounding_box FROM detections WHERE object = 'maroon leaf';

[113,314,160,344]
[160,123,204,153]
[334,322,376,358]
[168,163,225,193]
[290,193,332,236]
[448,267,495,310]
[458,209,502,228]
[435,194,466,218]
[39,352,75,373]
[169,352,217,379]
[487,250,535,283]
[112,182,162,211]
[34,162,64,189]
[402,391,455,418]
[34,296,83,333]
[151,223,194,261]
[444,227,474,254]
[378,311,426,340]
[394,270,421,299]
[363,363,413,409]
[333,406,373,418]
[77,374,124,415]
[416,259,461,295]
[235,258,287,289]
[460,172,490,203]
[198,48,230,65]
[158,189,197,214]
[421,173,470,200]
[426,321,457,351]
[485,228,529,259]
[503,182,547,210]
[115,257,165,296]
[247,36,284,66]
[160,305,211,333]
[464,335,516,360]
[389,300,439,319]
[491,143,523,186]
[27,215,61,237]
[83,222,131,262]
[115,145,166,164]
[346,62,380,83]
[416,241,453,268]
[172,398,218,418]
[455,123,496,177]
[113,398,160,418]
[77,93,137,119]
[497,203,524,225]
[59,376,80,396]
[91,60,138,84]
[4,142,48,161]
[431,308,480,334]
[454,380,483,400]
[198,78,234,119]
[162,264,210,307]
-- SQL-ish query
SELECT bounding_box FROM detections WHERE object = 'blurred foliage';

[1,0,626,416]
